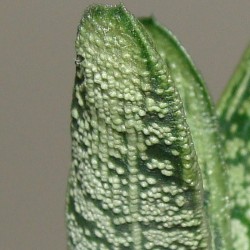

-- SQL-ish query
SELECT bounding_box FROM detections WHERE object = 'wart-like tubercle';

[66,4,210,250]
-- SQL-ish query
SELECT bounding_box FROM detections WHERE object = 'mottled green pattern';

[141,18,231,250]
[217,44,250,250]
[66,4,210,250]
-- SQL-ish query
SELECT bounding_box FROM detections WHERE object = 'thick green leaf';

[140,17,231,250]
[66,4,210,250]
[217,44,250,249]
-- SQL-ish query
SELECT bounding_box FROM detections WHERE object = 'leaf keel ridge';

[140,17,231,250]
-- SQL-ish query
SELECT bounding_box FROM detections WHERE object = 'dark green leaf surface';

[140,18,231,250]
[66,4,210,250]
[217,44,250,249]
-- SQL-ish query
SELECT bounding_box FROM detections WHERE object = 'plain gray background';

[1,1,249,249]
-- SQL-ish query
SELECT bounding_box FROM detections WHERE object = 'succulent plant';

[66,4,250,250]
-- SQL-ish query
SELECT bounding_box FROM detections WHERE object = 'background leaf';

[217,44,250,250]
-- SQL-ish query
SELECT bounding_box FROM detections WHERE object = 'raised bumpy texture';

[66,4,210,250]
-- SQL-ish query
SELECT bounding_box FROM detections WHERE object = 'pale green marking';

[230,123,238,134]
[225,138,245,160]
[231,219,249,250]
[239,98,250,116]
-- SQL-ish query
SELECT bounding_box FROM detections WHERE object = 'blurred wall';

[1,1,249,249]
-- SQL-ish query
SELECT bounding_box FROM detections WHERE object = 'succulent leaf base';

[66,4,250,250]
